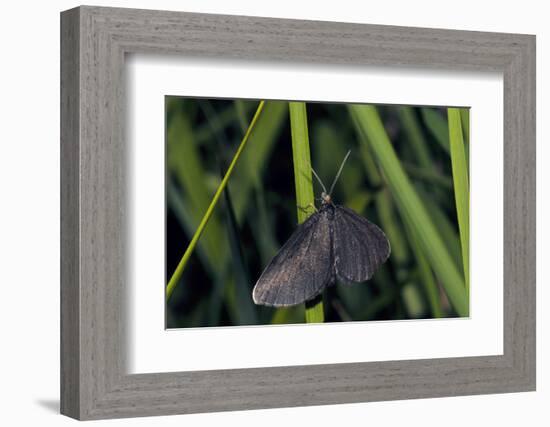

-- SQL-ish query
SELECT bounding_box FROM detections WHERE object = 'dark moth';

[252,153,391,307]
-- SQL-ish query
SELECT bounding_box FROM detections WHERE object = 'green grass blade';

[166,101,266,301]
[228,101,286,268]
[234,99,249,134]
[251,188,280,265]
[402,162,453,190]
[305,296,324,323]
[460,108,470,142]
[166,109,227,274]
[401,282,425,318]
[166,182,212,272]
[421,108,450,154]
[354,117,382,187]
[222,180,258,325]
[194,103,248,144]
[416,186,463,273]
[398,106,432,168]
[353,113,411,269]
[401,213,443,317]
[375,189,409,268]
[448,108,470,297]
[354,120,440,317]
[349,104,468,316]
[290,102,315,223]
[270,305,304,325]
[231,101,287,221]
[460,108,470,174]
[289,101,324,323]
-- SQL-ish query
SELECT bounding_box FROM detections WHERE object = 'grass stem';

[289,102,324,323]
[349,104,468,317]
[166,101,266,301]
[448,108,470,298]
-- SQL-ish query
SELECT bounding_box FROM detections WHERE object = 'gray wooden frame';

[60,5,536,420]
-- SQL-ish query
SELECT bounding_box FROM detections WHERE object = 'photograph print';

[165,97,470,329]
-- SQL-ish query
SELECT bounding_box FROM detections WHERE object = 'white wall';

[0,0,546,425]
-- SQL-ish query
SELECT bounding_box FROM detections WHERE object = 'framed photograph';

[60,5,536,420]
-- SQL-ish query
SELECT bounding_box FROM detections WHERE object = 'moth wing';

[252,211,333,307]
[333,206,391,284]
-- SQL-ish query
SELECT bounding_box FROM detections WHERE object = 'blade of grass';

[289,101,324,323]
[356,129,382,187]
[354,114,442,315]
[197,100,256,325]
[398,107,432,168]
[167,110,227,274]
[421,108,450,155]
[399,106,451,207]
[304,296,324,322]
[460,108,470,142]
[448,108,470,297]
[231,101,287,221]
[402,162,453,190]
[251,188,280,265]
[352,114,411,269]
[222,181,258,325]
[199,100,285,266]
[375,189,410,269]
[416,186,463,274]
[166,101,266,301]
[166,182,213,272]
[349,104,468,316]
[460,108,470,174]
[231,101,286,265]
[194,103,250,144]
[401,213,443,317]
[401,282,425,318]
[234,99,249,134]
[270,305,305,324]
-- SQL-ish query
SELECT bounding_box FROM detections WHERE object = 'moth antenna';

[328,150,351,196]
[311,167,328,194]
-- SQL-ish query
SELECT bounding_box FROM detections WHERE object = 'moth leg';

[297,203,318,214]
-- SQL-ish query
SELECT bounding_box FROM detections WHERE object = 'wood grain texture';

[60,5,536,420]
[60,7,80,419]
